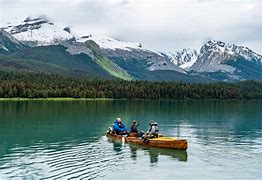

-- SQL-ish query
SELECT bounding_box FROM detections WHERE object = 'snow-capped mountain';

[2,16,145,51]
[76,35,185,72]
[162,49,198,70]
[1,16,188,77]
[1,16,185,73]
[76,36,185,73]
[2,16,74,46]
[191,40,262,72]
[190,40,262,81]
[1,15,262,82]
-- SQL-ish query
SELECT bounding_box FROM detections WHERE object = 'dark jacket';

[130,124,138,133]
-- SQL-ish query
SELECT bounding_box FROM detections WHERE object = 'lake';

[0,100,261,179]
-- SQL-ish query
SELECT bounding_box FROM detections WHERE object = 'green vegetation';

[107,55,212,82]
[0,71,262,99]
[85,40,133,80]
[2,41,132,80]
[8,45,113,78]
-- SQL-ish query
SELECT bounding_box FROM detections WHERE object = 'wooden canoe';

[106,133,188,150]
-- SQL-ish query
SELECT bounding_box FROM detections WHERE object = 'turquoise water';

[0,100,262,179]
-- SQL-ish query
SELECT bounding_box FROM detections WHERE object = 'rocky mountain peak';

[201,40,262,64]
[162,48,198,70]
[190,40,262,82]
[2,16,74,46]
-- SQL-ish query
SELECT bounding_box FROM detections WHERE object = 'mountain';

[190,40,262,81]
[9,44,119,78]
[161,49,198,70]
[77,35,186,73]
[0,29,27,54]
[2,16,201,81]
[1,16,209,82]
[63,37,210,82]
[82,40,133,80]
[1,16,262,82]
[101,48,210,82]
[2,16,74,46]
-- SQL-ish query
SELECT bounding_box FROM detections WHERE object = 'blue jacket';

[113,120,127,132]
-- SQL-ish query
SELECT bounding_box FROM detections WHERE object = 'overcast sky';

[0,0,262,53]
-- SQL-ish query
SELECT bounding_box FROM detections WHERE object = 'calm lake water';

[0,100,262,179]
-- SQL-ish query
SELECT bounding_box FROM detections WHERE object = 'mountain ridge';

[190,40,262,81]
[1,16,262,82]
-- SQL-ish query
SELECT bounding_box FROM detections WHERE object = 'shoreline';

[0,98,260,102]
[0,98,114,101]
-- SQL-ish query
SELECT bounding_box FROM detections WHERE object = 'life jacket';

[149,122,159,133]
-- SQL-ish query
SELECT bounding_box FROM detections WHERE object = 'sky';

[0,0,262,53]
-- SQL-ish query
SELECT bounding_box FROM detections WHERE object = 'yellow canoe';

[106,133,188,150]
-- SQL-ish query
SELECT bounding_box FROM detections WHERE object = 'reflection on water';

[108,138,188,164]
[129,144,188,163]
[0,100,262,179]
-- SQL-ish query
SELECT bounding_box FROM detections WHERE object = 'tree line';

[0,71,262,99]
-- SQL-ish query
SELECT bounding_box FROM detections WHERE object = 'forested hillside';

[0,72,261,99]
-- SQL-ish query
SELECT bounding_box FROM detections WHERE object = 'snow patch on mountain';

[77,35,143,51]
[161,49,198,70]
[2,16,74,46]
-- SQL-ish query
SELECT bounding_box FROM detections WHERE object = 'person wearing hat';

[130,120,138,133]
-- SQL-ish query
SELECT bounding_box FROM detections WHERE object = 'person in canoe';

[142,121,160,142]
[112,117,127,135]
[147,121,159,137]
[130,120,148,137]
[130,120,138,133]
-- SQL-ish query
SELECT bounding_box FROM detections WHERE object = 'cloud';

[0,0,262,53]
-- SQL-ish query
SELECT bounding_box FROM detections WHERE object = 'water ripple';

[0,136,130,179]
